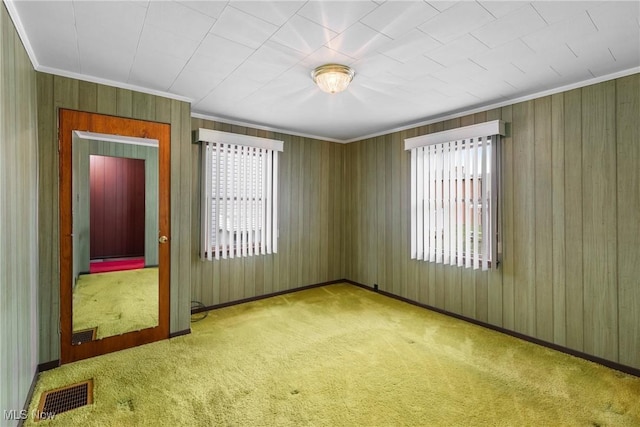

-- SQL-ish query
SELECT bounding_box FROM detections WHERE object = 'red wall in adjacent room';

[90,155,145,259]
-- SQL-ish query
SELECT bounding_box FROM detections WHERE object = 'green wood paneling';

[551,93,567,346]
[473,111,489,324]
[72,137,90,277]
[500,105,515,331]
[36,73,58,363]
[96,84,117,115]
[486,108,503,328]
[342,74,640,370]
[176,101,192,331]
[512,100,536,337]
[0,3,39,422]
[73,139,159,272]
[563,88,584,352]
[534,96,553,342]
[189,119,344,308]
[78,80,97,112]
[616,74,640,368]
[581,81,618,361]
[14,32,638,378]
[36,75,191,364]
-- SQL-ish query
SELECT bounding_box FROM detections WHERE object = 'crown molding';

[4,0,193,104]
[191,112,346,144]
[195,67,639,145]
[4,0,637,146]
[36,65,192,103]
[344,66,640,143]
[4,0,39,68]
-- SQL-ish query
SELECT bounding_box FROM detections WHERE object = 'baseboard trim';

[169,329,191,338]
[189,278,640,377]
[191,279,346,313]
[37,360,59,372]
[345,280,640,378]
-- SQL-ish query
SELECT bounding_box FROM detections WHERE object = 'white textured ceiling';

[7,0,640,142]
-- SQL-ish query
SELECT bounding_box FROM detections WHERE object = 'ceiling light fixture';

[311,64,355,94]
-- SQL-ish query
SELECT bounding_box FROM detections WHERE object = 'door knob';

[159,235,169,244]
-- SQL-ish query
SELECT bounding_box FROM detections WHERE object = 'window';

[404,120,504,270]
[196,129,283,260]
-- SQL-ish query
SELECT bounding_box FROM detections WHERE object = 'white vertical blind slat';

[201,138,280,260]
[249,148,256,256]
[247,145,254,257]
[415,147,424,259]
[202,143,212,260]
[220,143,228,259]
[481,137,489,271]
[424,145,430,261]
[487,137,492,269]
[257,148,263,254]
[443,141,450,264]
[490,136,499,265]
[456,141,464,266]
[260,148,267,255]
[428,144,436,262]
[464,139,472,269]
[266,150,272,254]
[229,145,237,258]
[214,143,220,260]
[272,151,279,253]
[473,138,480,270]
[451,142,456,264]
[239,145,246,257]
[410,149,417,259]
[435,143,443,263]
[449,141,456,264]
[202,143,209,260]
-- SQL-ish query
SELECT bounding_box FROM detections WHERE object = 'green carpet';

[73,268,158,339]
[28,283,639,426]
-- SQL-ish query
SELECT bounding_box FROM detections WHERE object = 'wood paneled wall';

[0,3,39,424]
[616,75,640,369]
[91,144,159,266]
[89,155,146,259]
[73,139,159,278]
[343,74,640,370]
[190,118,345,306]
[28,63,640,373]
[36,74,192,364]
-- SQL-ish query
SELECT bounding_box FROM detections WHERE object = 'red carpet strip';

[89,258,144,273]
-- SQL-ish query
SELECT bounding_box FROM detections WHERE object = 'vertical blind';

[196,129,283,261]
[404,121,504,270]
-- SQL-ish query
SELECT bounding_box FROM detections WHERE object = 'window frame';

[404,120,505,270]
[196,129,283,260]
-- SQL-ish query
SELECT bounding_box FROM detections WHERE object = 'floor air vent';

[37,380,93,420]
[72,328,97,345]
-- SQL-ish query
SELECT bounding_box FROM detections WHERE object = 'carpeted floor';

[29,283,640,426]
[73,267,158,339]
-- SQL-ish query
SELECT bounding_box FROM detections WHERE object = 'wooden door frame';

[59,109,170,364]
